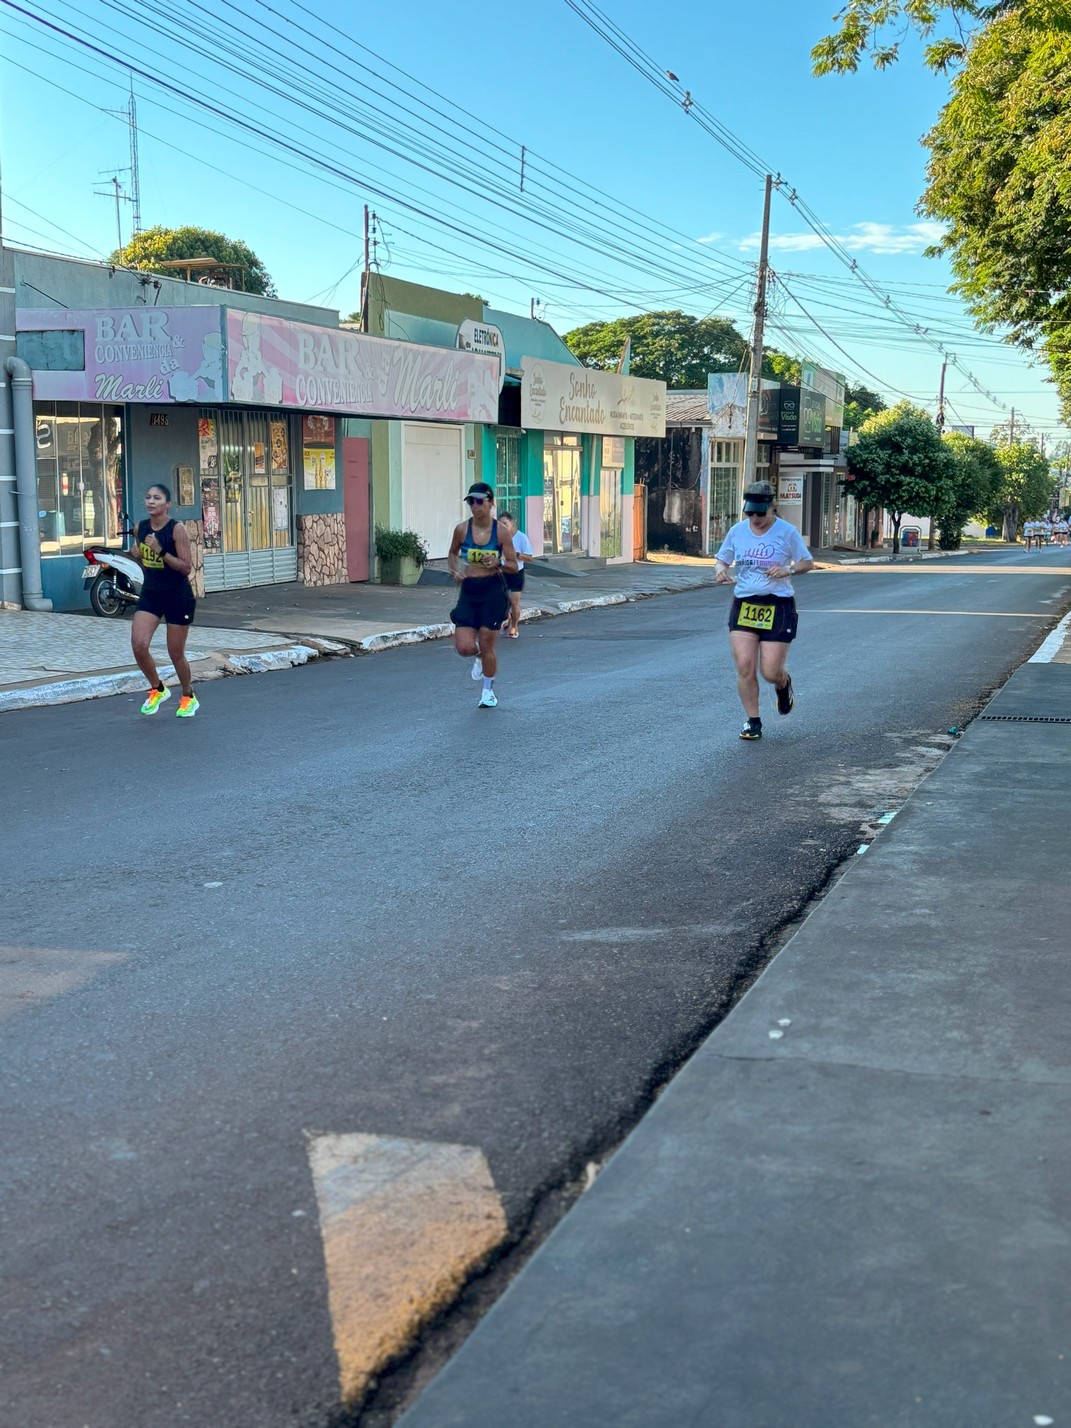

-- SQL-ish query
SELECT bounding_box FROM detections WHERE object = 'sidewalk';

[399,612,1071,1428]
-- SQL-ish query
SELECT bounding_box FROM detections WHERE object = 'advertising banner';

[778,474,804,505]
[21,307,225,404]
[707,373,747,438]
[799,384,827,447]
[709,374,780,439]
[801,362,845,430]
[226,310,499,423]
[523,357,666,437]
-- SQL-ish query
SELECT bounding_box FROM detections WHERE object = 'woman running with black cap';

[448,481,518,709]
[714,479,814,740]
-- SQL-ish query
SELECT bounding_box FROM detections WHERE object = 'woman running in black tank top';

[128,483,199,717]
[447,481,518,709]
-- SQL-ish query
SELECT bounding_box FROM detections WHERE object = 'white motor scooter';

[84,513,143,617]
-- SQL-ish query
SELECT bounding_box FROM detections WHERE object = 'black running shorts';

[136,588,196,625]
[728,594,798,643]
[503,570,525,593]
[450,575,510,632]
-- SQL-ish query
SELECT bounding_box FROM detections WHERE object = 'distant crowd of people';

[1024,516,1070,550]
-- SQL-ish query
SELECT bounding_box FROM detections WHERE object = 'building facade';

[364,275,666,563]
[9,250,497,609]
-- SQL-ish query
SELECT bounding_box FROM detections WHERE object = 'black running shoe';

[776,676,794,716]
[739,718,762,740]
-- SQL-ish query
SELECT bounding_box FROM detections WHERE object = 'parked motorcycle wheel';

[89,573,127,617]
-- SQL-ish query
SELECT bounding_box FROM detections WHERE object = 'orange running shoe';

[140,686,171,716]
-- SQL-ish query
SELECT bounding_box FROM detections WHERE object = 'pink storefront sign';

[20,308,226,404]
[226,310,499,423]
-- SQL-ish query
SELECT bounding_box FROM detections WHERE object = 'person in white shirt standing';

[714,480,815,741]
[497,512,534,638]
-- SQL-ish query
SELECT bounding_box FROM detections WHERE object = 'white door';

[402,423,464,559]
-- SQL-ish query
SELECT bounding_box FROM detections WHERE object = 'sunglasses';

[465,495,489,506]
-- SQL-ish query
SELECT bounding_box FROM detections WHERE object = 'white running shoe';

[478,688,498,709]
[471,657,483,681]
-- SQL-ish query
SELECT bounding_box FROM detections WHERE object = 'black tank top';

[138,519,191,596]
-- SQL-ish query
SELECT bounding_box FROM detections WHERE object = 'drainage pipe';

[5,356,51,610]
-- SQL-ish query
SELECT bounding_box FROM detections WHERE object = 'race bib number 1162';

[737,601,775,631]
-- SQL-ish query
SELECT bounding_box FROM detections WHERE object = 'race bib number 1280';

[737,601,775,631]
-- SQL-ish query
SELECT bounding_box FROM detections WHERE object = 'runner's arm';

[164,521,193,578]
[448,523,466,582]
[499,530,519,574]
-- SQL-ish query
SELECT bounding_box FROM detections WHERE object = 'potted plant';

[375,526,429,585]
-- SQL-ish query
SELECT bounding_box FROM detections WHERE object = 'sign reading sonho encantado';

[521,357,665,438]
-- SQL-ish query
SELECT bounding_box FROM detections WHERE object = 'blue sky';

[1,0,1064,441]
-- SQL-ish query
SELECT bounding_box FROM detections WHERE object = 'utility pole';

[95,173,130,253]
[935,359,947,430]
[742,173,773,491]
[359,204,370,332]
[1009,407,1016,444]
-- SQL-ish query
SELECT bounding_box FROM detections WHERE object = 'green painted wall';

[365,274,481,337]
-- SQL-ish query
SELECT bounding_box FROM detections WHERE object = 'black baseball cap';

[743,480,775,513]
[465,482,494,505]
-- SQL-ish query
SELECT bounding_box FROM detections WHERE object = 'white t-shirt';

[511,530,534,561]
[716,516,812,598]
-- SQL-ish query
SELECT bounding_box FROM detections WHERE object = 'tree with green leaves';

[562,311,748,388]
[938,430,1003,546]
[813,4,1071,418]
[811,1,1001,75]
[843,382,887,432]
[111,226,276,297]
[763,350,802,386]
[845,401,956,552]
[986,438,1055,539]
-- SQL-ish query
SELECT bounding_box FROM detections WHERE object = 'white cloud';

[696,231,723,245]
[735,220,947,256]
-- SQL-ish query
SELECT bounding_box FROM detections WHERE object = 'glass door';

[204,410,297,591]
[543,434,581,554]
[220,410,247,555]
[495,430,521,520]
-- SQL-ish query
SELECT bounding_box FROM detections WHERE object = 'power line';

[562,0,1045,428]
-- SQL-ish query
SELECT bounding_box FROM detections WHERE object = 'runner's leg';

[166,623,194,697]
[478,628,499,678]
[729,631,760,718]
[758,639,790,691]
[454,626,479,659]
[131,611,163,688]
[509,591,522,634]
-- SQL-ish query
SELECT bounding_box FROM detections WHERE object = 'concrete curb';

[348,582,717,654]
[0,643,320,713]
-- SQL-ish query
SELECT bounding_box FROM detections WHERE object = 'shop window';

[35,401,124,555]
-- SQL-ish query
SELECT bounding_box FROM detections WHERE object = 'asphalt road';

[3,548,1070,1428]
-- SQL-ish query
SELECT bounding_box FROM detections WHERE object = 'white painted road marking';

[306,1132,508,1403]
[1028,610,1071,663]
